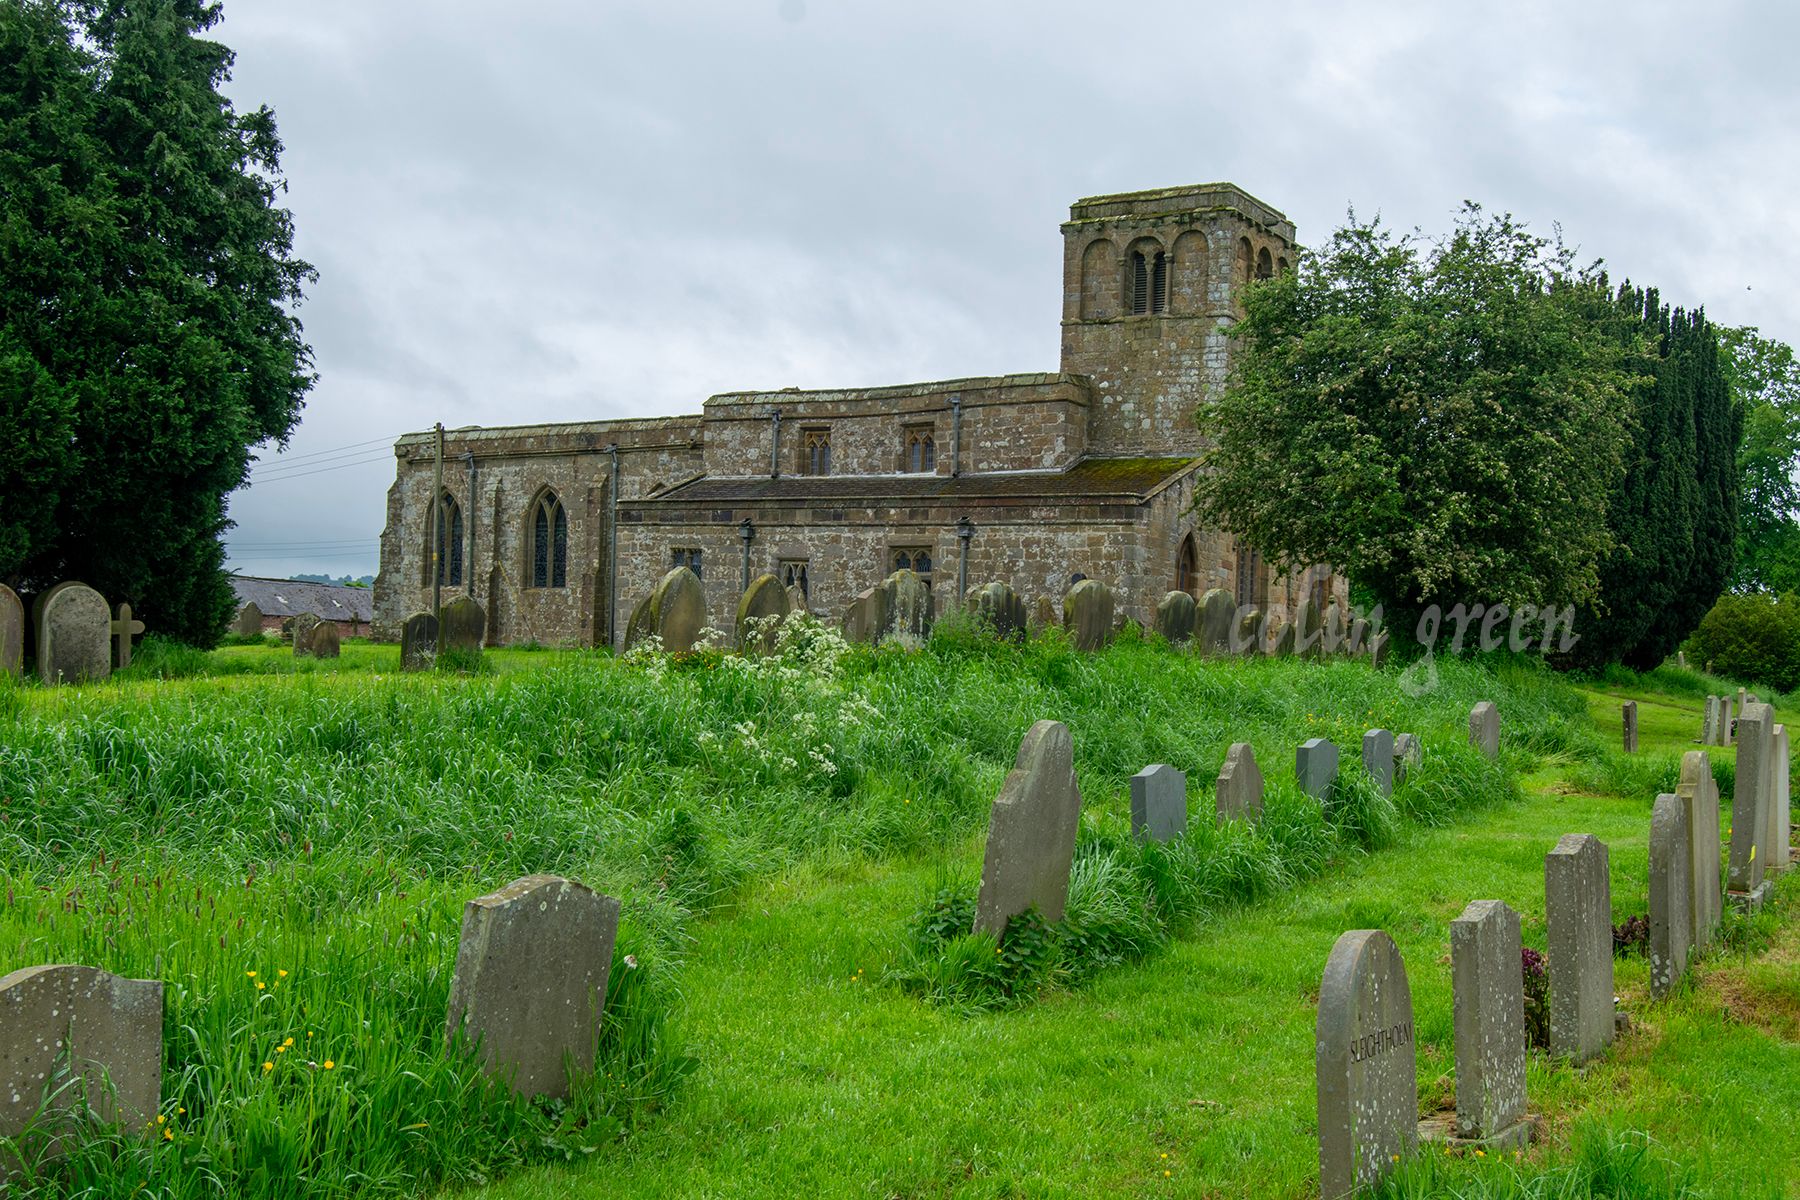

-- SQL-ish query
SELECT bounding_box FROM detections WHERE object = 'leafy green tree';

[1685,592,1800,693]
[0,0,313,644]
[1193,205,1637,630]
[1720,326,1800,593]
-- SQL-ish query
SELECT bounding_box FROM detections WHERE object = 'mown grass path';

[469,686,1798,1200]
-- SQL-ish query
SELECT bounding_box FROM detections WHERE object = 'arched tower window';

[1176,534,1197,597]
[428,492,464,587]
[529,489,568,589]
[1238,237,1254,283]
[1256,247,1273,280]
[1128,249,1169,315]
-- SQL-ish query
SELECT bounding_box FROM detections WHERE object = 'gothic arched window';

[1256,247,1274,280]
[1234,538,1265,610]
[906,428,936,473]
[1176,533,1197,597]
[529,489,568,589]
[436,492,463,587]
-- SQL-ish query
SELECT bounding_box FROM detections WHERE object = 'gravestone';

[0,583,21,678]
[1215,743,1264,823]
[1702,696,1719,745]
[1773,724,1791,874]
[440,596,486,654]
[973,720,1082,936]
[646,567,706,653]
[1649,794,1692,1000]
[1737,687,1748,717]
[969,581,1027,642]
[1362,729,1395,798]
[1153,591,1196,645]
[1316,929,1417,1199]
[1674,751,1723,952]
[1197,588,1235,655]
[291,612,322,658]
[1269,615,1296,658]
[1368,628,1391,670]
[1545,833,1614,1063]
[841,586,887,645]
[1322,602,1350,656]
[232,601,264,638]
[444,874,620,1098]
[1469,701,1499,760]
[785,583,808,613]
[309,621,341,659]
[1728,701,1774,907]
[1062,579,1113,651]
[110,603,145,670]
[1232,607,1262,657]
[1720,695,1734,746]
[624,593,655,649]
[1129,764,1187,843]
[401,612,439,671]
[35,582,111,685]
[880,569,933,647]
[1394,733,1423,786]
[1029,594,1056,636]
[1450,900,1530,1148]
[1292,597,1325,660]
[0,964,162,1161]
[1622,701,1638,754]
[1297,738,1339,806]
[735,573,791,653]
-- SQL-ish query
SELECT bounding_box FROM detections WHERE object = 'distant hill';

[291,573,374,588]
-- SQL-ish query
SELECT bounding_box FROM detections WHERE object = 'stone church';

[373,183,1347,646]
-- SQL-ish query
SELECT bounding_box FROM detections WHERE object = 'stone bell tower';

[1058,183,1297,456]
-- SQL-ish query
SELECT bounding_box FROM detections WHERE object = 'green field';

[1,629,1794,1198]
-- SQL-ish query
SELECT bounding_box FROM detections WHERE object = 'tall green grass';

[1371,1126,1727,1199]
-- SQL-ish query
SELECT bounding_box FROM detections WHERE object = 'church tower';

[1058,184,1296,456]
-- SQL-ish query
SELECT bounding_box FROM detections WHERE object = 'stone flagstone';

[1,964,163,1169]
[1062,579,1113,651]
[440,596,486,654]
[1394,733,1423,786]
[1675,752,1723,952]
[1545,833,1614,1063]
[1153,590,1196,645]
[1362,729,1395,798]
[1773,724,1791,874]
[974,721,1082,936]
[401,612,439,671]
[1621,701,1638,754]
[1469,701,1499,760]
[1197,588,1234,655]
[1649,794,1692,1000]
[444,874,621,1098]
[735,573,791,653]
[0,583,21,678]
[1130,764,1187,843]
[110,603,145,670]
[1215,743,1263,823]
[1451,900,1530,1148]
[35,582,111,685]
[1728,701,1774,907]
[1297,738,1339,806]
[1316,929,1417,1199]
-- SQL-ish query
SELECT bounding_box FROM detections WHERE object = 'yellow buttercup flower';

[256,981,265,991]
[245,971,256,979]
[262,1061,273,1072]
[323,1060,335,1070]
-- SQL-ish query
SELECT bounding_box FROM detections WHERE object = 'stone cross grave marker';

[1675,751,1723,952]
[1297,738,1339,806]
[1649,794,1691,1000]
[1153,590,1196,645]
[1062,579,1113,651]
[401,612,439,671]
[1197,588,1234,655]
[1316,929,1417,1199]
[1215,742,1263,823]
[110,603,145,670]
[1450,900,1530,1148]
[1773,724,1791,874]
[35,582,111,685]
[1130,764,1187,843]
[440,596,486,655]
[0,582,21,678]
[444,874,621,1098]
[1729,701,1774,907]
[1362,729,1395,798]
[974,720,1082,936]
[1,964,162,1173]
[1394,733,1423,786]
[1545,833,1614,1063]
[1469,701,1499,760]
[1622,701,1638,754]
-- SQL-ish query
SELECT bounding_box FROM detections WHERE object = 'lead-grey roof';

[229,576,374,623]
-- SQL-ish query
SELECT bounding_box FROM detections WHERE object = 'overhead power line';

[249,434,401,470]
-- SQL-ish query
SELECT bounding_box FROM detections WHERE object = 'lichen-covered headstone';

[1773,724,1791,875]
[1293,597,1325,659]
[1394,733,1423,786]
[309,620,341,659]
[785,583,808,614]
[1232,607,1262,656]
[968,581,1027,642]
[880,569,933,648]
[646,567,706,653]
[1450,901,1529,1148]
[1728,701,1774,907]
[401,612,439,671]
[1197,588,1234,655]
[1297,738,1339,806]
[1153,591,1197,645]
[1322,601,1350,656]
[1130,764,1187,843]
[440,596,486,654]
[1316,929,1417,1199]
[1362,729,1395,798]
[735,573,791,653]
[1649,794,1691,1000]
[110,603,145,670]
[0,964,162,1165]
[841,586,887,645]
[973,720,1082,936]
[1269,615,1296,658]
[444,874,621,1098]
[232,601,264,638]
[1622,701,1638,754]
[0,583,21,678]
[291,612,322,658]
[1675,751,1722,952]
[1469,701,1499,761]
[35,582,111,685]
[1062,579,1113,651]
[1216,742,1263,823]
[1545,833,1614,1063]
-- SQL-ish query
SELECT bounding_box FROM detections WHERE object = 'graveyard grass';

[0,628,1795,1198]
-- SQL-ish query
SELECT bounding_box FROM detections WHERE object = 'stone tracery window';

[800,428,831,475]
[905,427,936,473]
[779,558,809,600]
[426,491,464,587]
[891,546,933,588]
[1128,249,1169,315]
[1234,538,1265,610]
[671,547,703,580]
[529,489,568,589]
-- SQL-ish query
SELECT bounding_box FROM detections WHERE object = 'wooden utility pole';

[431,422,445,621]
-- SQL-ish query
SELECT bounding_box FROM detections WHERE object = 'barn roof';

[229,576,374,623]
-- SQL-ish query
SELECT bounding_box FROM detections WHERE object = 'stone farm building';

[231,576,375,638]
[374,184,1347,646]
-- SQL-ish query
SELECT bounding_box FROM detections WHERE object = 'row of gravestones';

[1,873,621,1177]
[397,597,487,670]
[1701,686,1757,748]
[0,581,144,685]
[288,612,341,659]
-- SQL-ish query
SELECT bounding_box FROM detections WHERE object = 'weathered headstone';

[1197,588,1235,655]
[973,720,1082,936]
[0,583,21,678]
[35,582,112,685]
[1450,900,1530,1148]
[232,600,264,638]
[841,586,887,645]
[1469,701,1499,760]
[1215,742,1264,823]
[1130,764,1187,843]
[1362,729,1395,798]
[1062,579,1113,651]
[735,573,791,653]
[646,567,706,654]
[968,581,1027,642]
[881,569,933,647]
[401,612,439,671]
[1153,591,1196,645]
[785,583,808,614]
[1621,701,1638,754]
[1773,723,1791,874]
[1394,733,1423,786]
[0,964,162,1162]
[1368,628,1391,670]
[1231,607,1262,657]
[291,612,322,658]
[1720,695,1735,746]
[1702,696,1719,745]
[440,596,486,654]
[1545,833,1614,1063]
[1269,615,1296,658]
[444,874,621,1098]
[1649,794,1692,1000]
[1297,738,1339,806]
[1292,597,1325,660]
[309,621,341,659]
[1322,601,1350,657]
[1029,594,1056,636]
[1675,751,1723,952]
[623,593,654,649]
[1316,929,1417,1199]
[1728,701,1774,908]
[109,603,145,670]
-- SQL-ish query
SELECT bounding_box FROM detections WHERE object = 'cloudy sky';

[216,0,1800,581]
